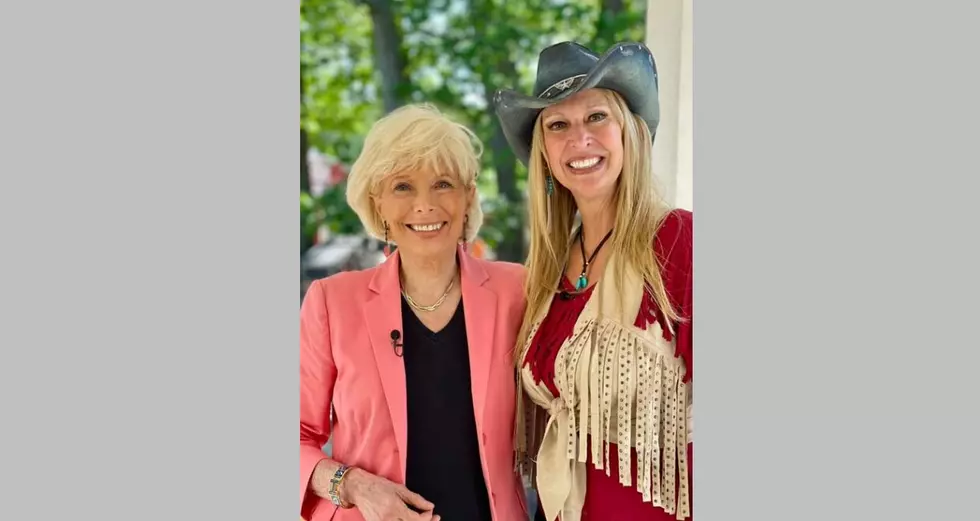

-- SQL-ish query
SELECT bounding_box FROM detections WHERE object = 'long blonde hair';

[515,89,683,365]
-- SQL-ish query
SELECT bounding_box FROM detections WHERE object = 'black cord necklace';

[576,226,614,290]
[559,226,613,299]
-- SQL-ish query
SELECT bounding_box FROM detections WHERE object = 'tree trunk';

[484,59,525,263]
[361,0,410,114]
[301,73,313,253]
[595,0,626,49]
[301,130,310,194]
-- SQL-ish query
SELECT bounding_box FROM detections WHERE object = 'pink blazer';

[300,246,529,521]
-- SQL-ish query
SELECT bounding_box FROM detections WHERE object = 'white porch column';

[646,0,693,210]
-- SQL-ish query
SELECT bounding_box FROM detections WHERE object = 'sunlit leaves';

[300,0,648,256]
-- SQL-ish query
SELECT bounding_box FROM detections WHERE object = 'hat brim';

[492,42,660,167]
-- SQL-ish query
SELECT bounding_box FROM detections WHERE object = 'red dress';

[524,209,693,520]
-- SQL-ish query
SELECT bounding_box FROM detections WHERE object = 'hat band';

[538,74,587,99]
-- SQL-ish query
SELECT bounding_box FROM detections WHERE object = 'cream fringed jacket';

[515,214,693,521]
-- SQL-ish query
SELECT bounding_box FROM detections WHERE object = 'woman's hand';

[315,464,439,521]
[310,460,439,520]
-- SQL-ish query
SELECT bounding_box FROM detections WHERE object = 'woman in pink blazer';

[300,104,529,521]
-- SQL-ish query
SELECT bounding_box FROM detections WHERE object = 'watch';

[327,464,355,508]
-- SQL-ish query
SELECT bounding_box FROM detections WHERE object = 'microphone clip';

[390,330,403,357]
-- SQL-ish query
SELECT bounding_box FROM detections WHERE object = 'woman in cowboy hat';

[493,41,693,521]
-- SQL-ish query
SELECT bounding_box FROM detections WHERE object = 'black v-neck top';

[401,296,492,521]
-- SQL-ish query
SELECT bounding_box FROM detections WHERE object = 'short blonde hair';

[346,103,485,242]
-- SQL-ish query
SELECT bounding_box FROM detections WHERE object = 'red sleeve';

[299,279,337,518]
[654,209,693,383]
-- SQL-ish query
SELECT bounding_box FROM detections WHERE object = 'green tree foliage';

[301,0,647,260]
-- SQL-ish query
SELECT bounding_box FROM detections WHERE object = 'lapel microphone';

[390,329,403,357]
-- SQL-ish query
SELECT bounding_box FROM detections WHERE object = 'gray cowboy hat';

[491,40,660,167]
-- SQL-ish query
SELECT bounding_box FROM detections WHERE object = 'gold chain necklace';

[401,276,455,312]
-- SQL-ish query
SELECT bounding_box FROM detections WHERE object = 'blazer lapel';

[459,247,496,431]
[363,252,409,481]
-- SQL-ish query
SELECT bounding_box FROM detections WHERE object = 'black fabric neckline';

[401,295,464,337]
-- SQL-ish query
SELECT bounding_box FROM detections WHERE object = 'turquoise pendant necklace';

[575,226,614,291]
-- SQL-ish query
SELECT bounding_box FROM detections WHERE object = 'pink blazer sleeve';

[299,279,336,516]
